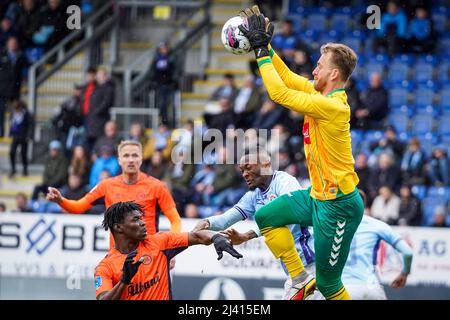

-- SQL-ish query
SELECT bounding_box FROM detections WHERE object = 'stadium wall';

[0,214,449,299]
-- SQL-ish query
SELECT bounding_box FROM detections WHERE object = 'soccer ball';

[221,16,251,55]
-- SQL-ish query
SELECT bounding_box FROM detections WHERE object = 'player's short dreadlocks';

[102,201,144,232]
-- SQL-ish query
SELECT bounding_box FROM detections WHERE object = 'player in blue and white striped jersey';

[193,151,320,299]
[342,191,413,299]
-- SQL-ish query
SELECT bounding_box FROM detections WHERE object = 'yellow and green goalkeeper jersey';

[256,48,359,201]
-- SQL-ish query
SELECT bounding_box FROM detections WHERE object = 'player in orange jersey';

[46,140,182,248]
[95,201,242,300]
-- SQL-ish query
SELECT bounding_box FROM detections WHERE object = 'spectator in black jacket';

[9,100,31,178]
[368,152,400,203]
[149,42,178,127]
[206,97,236,136]
[36,0,68,50]
[32,140,68,200]
[0,36,27,137]
[252,98,285,130]
[85,68,115,154]
[59,173,90,202]
[397,184,422,226]
[356,72,389,130]
[16,0,40,48]
[52,84,83,151]
[0,16,15,47]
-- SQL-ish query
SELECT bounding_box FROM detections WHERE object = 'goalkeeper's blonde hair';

[320,43,357,83]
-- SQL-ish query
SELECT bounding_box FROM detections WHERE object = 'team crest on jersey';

[268,193,277,201]
[136,192,146,200]
[141,254,153,265]
[302,122,311,145]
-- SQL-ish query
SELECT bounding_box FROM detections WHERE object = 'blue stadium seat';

[350,129,364,146]
[364,130,384,143]
[422,196,448,226]
[306,14,328,32]
[441,134,450,145]
[365,63,384,79]
[287,1,306,15]
[438,63,449,83]
[330,14,352,33]
[318,30,341,45]
[414,63,434,83]
[416,54,439,66]
[387,114,409,133]
[341,37,361,53]
[411,185,427,200]
[431,13,447,33]
[438,38,450,56]
[428,187,450,202]
[389,88,409,107]
[439,88,450,109]
[410,115,434,135]
[393,54,415,65]
[390,79,414,91]
[369,53,390,64]
[387,63,409,83]
[397,131,410,143]
[390,104,414,118]
[298,29,318,45]
[286,14,303,32]
[414,87,435,109]
[415,104,440,118]
[438,116,450,135]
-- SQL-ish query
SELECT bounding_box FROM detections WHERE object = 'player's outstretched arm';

[268,44,316,94]
[222,228,258,245]
[46,186,93,214]
[188,230,243,260]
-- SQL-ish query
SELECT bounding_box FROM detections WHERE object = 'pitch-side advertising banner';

[1,213,450,287]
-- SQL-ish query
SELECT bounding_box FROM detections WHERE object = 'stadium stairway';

[0,138,43,211]
[180,0,253,122]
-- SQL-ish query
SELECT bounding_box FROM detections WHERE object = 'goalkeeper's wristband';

[254,47,270,59]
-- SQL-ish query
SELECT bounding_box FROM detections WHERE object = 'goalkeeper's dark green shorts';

[255,187,364,298]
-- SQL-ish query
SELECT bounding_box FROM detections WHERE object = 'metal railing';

[27,2,119,115]
[121,0,211,128]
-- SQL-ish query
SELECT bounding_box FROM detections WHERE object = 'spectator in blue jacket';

[89,144,120,189]
[408,7,435,54]
[400,137,426,185]
[427,146,450,186]
[374,1,408,56]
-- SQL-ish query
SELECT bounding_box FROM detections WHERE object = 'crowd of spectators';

[2,1,448,229]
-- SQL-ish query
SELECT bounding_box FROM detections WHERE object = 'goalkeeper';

[238,6,364,300]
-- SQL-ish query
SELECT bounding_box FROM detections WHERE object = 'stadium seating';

[306,14,328,32]
[411,185,427,200]
[388,113,409,133]
[422,196,448,226]
[387,63,409,83]
[411,115,434,135]
[389,88,410,107]
[414,63,434,83]
[428,186,450,201]
[330,13,352,33]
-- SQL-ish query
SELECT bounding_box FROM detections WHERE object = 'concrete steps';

[179,0,251,121]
